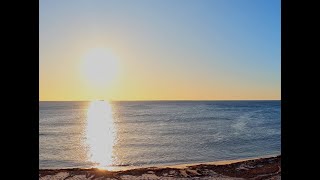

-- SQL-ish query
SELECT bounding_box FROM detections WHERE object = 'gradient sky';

[40,0,280,101]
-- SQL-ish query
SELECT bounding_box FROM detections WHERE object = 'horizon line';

[39,99,281,102]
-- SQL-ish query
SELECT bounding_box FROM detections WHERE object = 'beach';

[39,155,281,180]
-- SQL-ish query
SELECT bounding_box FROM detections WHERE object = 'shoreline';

[39,154,279,171]
[39,155,281,179]
[147,154,280,169]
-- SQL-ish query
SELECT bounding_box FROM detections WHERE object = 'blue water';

[39,101,280,169]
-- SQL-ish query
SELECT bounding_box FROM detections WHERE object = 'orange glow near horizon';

[39,45,280,101]
[85,100,116,169]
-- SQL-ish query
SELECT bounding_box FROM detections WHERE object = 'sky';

[39,0,280,101]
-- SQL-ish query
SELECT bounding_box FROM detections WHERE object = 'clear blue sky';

[40,0,280,100]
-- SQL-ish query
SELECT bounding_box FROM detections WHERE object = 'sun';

[81,48,119,88]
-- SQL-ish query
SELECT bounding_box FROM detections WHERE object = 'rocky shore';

[39,155,281,180]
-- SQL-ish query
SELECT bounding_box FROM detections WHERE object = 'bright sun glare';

[81,48,119,88]
[85,100,116,168]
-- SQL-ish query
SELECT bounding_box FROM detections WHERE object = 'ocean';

[39,101,280,169]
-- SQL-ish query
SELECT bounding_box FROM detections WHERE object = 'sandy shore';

[39,155,281,180]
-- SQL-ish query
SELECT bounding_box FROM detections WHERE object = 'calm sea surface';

[39,101,280,169]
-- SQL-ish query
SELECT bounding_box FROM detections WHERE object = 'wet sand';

[39,155,280,179]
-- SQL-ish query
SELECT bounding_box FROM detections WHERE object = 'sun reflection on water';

[85,100,116,169]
